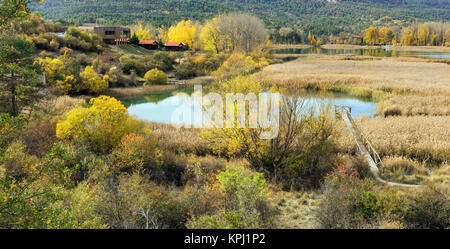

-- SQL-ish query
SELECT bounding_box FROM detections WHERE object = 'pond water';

[271,47,450,59]
[120,87,378,126]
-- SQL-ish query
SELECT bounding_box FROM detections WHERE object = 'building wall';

[93,27,131,44]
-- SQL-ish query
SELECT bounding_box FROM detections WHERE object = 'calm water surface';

[120,88,378,125]
[271,47,450,59]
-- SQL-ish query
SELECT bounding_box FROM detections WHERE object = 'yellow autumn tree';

[418,24,429,46]
[445,28,450,46]
[378,27,394,45]
[200,18,220,53]
[167,20,197,49]
[157,25,168,44]
[308,32,317,45]
[401,27,414,46]
[80,66,109,94]
[131,22,156,41]
[56,96,142,152]
[36,57,66,85]
[364,27,379,45]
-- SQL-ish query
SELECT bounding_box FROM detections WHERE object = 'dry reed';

[337,116,450,164]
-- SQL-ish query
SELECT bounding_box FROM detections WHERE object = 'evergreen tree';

[130,33,139,45]
[0,34,43,116]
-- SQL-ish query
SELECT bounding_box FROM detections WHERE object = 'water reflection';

[120,88,378,125]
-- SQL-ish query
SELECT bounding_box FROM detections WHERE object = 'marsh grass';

[265,78,387,101]
[145,123,212,156]
[261,55,450,96]
[337,116,450,165]
[380,156,429,185]
[377,95,450,117]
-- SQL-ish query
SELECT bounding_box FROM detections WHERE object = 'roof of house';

[164,42,185,47]
[139,40,158,45]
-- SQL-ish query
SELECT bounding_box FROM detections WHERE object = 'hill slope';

[30,0,450,34]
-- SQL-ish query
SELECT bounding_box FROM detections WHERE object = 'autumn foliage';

[56,96,141,152]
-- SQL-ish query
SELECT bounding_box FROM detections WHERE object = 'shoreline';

[104,75,214,98]
[271,43,450,52]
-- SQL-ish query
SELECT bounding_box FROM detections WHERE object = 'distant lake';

[120,88,378,126]
[271,47,450,59]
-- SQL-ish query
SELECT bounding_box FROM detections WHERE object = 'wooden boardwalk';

[337,106,420,188]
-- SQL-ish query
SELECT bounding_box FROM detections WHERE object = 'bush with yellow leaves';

[80,66,109,94]
[56,96,142,153]
[212,52,269,80]
[143,68,168,85]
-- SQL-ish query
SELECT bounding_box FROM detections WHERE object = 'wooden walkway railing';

[335,106,420,188]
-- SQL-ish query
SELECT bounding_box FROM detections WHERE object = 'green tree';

[130,33,139,45]
[0,34,43,116]
[0,0,42,26]
[385,30,394,45]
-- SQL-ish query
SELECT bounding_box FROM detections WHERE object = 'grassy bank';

[104,85,182,98]
[104,76,214,98]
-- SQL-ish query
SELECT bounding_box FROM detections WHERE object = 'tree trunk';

[11,72,17,117]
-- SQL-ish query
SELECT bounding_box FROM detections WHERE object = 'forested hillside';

[30,0,450,35]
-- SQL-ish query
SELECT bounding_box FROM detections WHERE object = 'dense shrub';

[110,132,163,175]
[119,55,146,75]
[75,53,91,66]
[194,53,228,73]
[0,114,24,155]
[316,165,407,229]
[21,117,58,157]
[151,51,177,71]
[144,68,168,85]
[56,96,143,153]
[183,155,226,186]
[99,173,188,229]
[212,52,269,80]
[30,36,50,49]
[316,165,366,228]
[1,141,39,179]
[80,66,109,94]
[45,182,107,229]
[175,62,196,79]
[315,164,450,229]
[64,26,103,52]
[43,142,105,186]
[404,186,450,229]
[346,155,371,179]
[279,111,338,189]
[187,165,274,229]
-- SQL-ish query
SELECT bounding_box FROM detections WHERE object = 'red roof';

[139,40,158,45]
[164,42,185,47]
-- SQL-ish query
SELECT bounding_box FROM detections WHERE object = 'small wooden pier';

[336,106,420,188]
